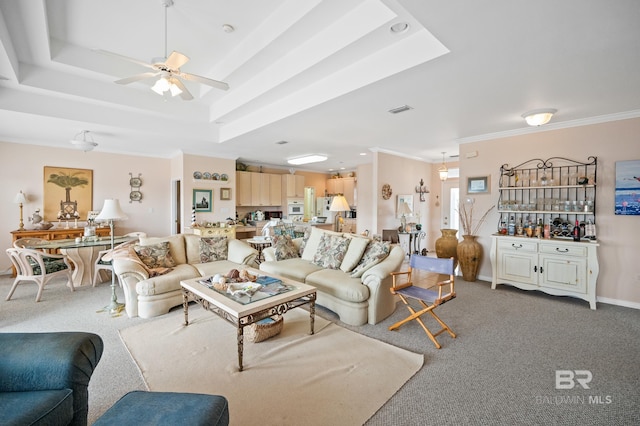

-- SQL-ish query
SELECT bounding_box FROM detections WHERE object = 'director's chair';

[389,255,457,349]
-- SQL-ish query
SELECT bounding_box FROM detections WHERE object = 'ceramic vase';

[457,234,482,281]
[435,229,459,261]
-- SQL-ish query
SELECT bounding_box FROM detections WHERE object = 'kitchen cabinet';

[282,174,305,198]
[236,171,281,207]
[326,177,356,206]
[490,235,598,309]
[236,171,252,206]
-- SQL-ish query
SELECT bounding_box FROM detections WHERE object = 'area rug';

[119,305,423,426]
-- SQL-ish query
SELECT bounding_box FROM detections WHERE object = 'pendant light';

[438,152,448,181]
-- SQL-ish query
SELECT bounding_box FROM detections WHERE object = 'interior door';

[172,179,181,234]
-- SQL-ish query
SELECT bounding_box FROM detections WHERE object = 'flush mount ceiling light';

[70,130,98,152]
[438,152,448,181]
[522,108,557,126]
[388,104,413,114]
[287,154,328,165]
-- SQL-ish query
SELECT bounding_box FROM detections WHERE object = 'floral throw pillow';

[298,226,313,256]
[312,234,351,269]
[199,237,228,263]
[134,241,176,269]
[350,241,391,278]
[271,235,299,261]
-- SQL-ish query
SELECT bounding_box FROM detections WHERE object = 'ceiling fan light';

[70,130,98,152]
[522,108,557,126]
[151,76,170,95]
[169,81,182,96]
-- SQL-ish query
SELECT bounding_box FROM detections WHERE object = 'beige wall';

[1,141,172,273]
[459,117,640,307]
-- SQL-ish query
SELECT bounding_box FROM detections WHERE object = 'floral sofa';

[111,234,258,318]
[259,228,405,326]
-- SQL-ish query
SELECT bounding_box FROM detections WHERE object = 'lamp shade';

[14,190,27,204]
[329,195,350,212]
[95,199,128,221]
[398,201,412,216]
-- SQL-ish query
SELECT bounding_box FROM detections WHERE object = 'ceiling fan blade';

[115,72,160,85]
[92,48,155,70]
[165,51,190,70]
[179,72,229,91]
[172,78,194,100]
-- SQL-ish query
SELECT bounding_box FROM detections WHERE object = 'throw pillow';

[350,241,391,278]
[339,236,371,273]
[199,237,228,263]
[312,234,351,269]
[298,226,313,257]
[134,241,176,269]
[271,235,299,260]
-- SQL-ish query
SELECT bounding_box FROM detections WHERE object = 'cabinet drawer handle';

[555,248,569,253]
[511,243,523,249]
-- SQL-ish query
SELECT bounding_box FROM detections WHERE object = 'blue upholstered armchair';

[0,332,104,426]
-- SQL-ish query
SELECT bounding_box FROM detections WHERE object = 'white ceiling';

[1,0,639,172]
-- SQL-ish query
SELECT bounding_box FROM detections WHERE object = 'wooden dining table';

[26,236,136,286]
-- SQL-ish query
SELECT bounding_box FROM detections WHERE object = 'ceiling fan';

[94,0,228,100]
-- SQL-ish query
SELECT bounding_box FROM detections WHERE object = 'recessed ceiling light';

[390,22,409,34]
[276,140,288,145]
[359,152,367,156]
[222,24,235,33]
[287,154,328,165]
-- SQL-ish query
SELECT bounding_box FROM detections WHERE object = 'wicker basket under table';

[246,315,283,342]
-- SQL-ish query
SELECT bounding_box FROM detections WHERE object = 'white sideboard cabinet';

[490,235,599,309]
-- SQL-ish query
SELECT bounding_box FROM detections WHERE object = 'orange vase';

[457,234,482,281]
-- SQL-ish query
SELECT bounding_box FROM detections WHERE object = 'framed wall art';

[615,160,640,215]
[396,194,414,218]
[220,187,232,201]
[43,166,93,221]
[467,176,490,194]
[193,189,212,212]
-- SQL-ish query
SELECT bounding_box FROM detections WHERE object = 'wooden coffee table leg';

[237,324,244,372]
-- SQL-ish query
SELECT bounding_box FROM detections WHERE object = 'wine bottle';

[572,220,581,241]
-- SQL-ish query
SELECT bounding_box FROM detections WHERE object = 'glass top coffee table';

[180,270,316,371]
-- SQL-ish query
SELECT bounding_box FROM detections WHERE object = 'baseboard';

[597,296,640,310]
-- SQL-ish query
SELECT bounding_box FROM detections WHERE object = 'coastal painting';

[615,160,640,215]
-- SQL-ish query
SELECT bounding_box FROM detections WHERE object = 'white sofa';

[259,228,405,326]
[113,234,258,318]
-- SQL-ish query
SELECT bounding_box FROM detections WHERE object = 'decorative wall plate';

[193,171,202,179]
[220,173,229,181]
[382,184,392,200]
[212,173,220,180]
[203,172,211,180]
[129,176,142,187]
[129,191,142,202]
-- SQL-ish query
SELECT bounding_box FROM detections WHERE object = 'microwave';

[288,203,303,215]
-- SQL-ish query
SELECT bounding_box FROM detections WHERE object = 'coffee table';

[180,271,316,371]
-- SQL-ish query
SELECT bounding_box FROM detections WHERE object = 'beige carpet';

[120,305,423,426]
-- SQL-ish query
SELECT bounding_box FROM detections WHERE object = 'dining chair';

[6,247,74,302]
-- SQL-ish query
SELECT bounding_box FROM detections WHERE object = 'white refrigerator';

[316,197,334,223]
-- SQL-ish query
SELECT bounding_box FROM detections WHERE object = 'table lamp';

[329,195,350,232]
[398,201,412,231]
[14,191,27,231]
[95,199,128,315]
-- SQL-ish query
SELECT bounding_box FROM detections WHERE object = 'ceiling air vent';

[388,105,413,114]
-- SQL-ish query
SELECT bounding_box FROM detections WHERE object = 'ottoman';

[94,391,229,426]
